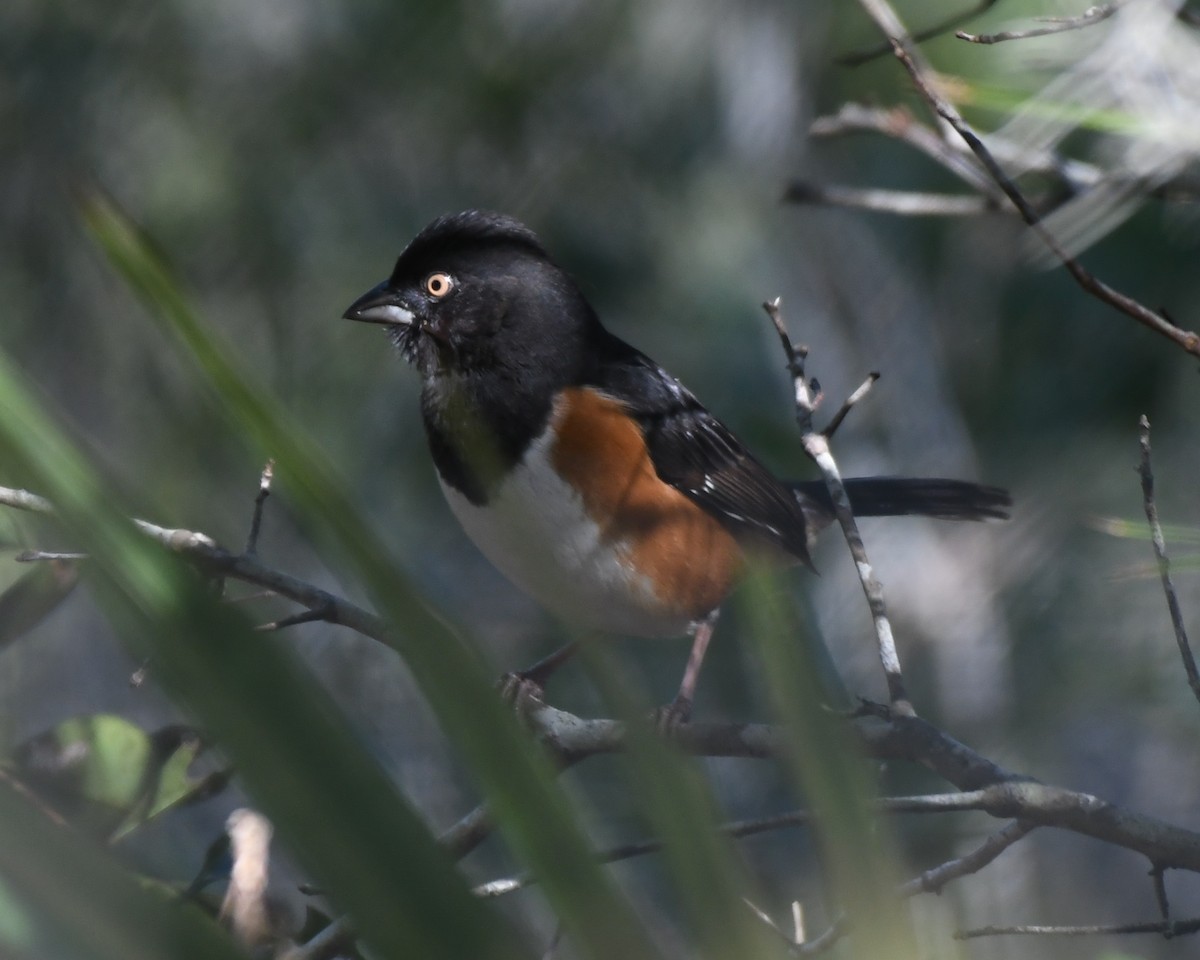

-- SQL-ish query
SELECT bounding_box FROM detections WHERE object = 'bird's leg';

[499,640,579,705]
[657,608,720,727]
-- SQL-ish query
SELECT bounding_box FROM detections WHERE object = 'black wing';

[587,334,814,564]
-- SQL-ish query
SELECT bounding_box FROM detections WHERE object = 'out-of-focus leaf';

[10,715,202,840]
[82,187,663,960]
[0,558,77,648]
[0,776,246,960]
[0,350,533,960]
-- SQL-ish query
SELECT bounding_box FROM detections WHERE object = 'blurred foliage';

[2,0,1200,958]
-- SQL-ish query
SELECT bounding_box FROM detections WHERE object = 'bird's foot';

[651,693,693,733]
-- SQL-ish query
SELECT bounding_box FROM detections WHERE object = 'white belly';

[439,426,694,638]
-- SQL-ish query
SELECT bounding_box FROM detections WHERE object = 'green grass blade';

[81,192,663,960]
[0,350,529,960]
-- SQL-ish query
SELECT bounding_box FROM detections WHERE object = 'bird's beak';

[342,281,415,327]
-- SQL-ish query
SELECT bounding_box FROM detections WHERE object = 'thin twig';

[762,298,913,715]
[1151,864,1171,921]
[784,182,998,216]
[438,803,494,860]
[823,373,879,439]
[244,459,275,557]
[1137,416,1200,706]
[474,791,1006,898]
[809,104,1003,198]
[855,0,1200,358]
[793,819,1036,954]
[901,819,1035,895]
[255,604,333,633]
[957,917,1200,938]
[837,0,1000,65]
[957,3,1120,44]
[14,550,88,562]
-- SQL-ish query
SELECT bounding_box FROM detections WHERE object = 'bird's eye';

[424,272,455,298]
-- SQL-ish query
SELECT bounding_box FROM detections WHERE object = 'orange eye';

[424,272,454,298]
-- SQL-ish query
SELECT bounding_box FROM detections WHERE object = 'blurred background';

[3,0,1200,956]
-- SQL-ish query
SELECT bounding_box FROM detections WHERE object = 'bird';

[343,210,1009,719]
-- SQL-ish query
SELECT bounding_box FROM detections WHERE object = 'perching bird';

[344,210,1008,718]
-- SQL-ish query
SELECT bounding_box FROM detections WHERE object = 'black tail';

[790,477,1011,529]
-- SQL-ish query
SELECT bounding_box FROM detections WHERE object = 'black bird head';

[343,210,598,386]
[343,210,610,501]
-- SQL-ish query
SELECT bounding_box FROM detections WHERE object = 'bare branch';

[901,820,1035,896]
[958,3,1120,44]
[809,104,1002,197]
[1137,416,1200,706]
[823,372,879,439]
[763,299,912,715]
[854,0,1200,358]
[526,702,1200,872]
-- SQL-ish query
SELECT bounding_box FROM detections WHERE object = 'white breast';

[438,422,694,638]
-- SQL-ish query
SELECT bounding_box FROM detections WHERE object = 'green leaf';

[9,715,209,841]
[0,558,78,649]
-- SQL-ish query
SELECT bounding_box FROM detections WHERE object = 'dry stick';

[762,298,913,715]
[957,917,1200,939]
[855,0,1200,359]
[1137,416,1200,706]
[957,2,1121,44]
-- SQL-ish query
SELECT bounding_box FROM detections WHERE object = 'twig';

[14,550,88,562]
[762,299,913,715]
[823,373,879,439]
[957,917,1200,938]
[837,0,1000,66]
[957,3,1120,44]
[809,104,1003,198]
[438,803,494,860]
[784,182,998,217]
[1137,416,1200,706]
[244,460,275,557]
[774,819,1035,955]
[855,0,1200,358]
[474,791,1007,898]
[1150,863,1171,921]
[0,484,393,648]
[901,819,1035,895]
[255,604,333,633]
